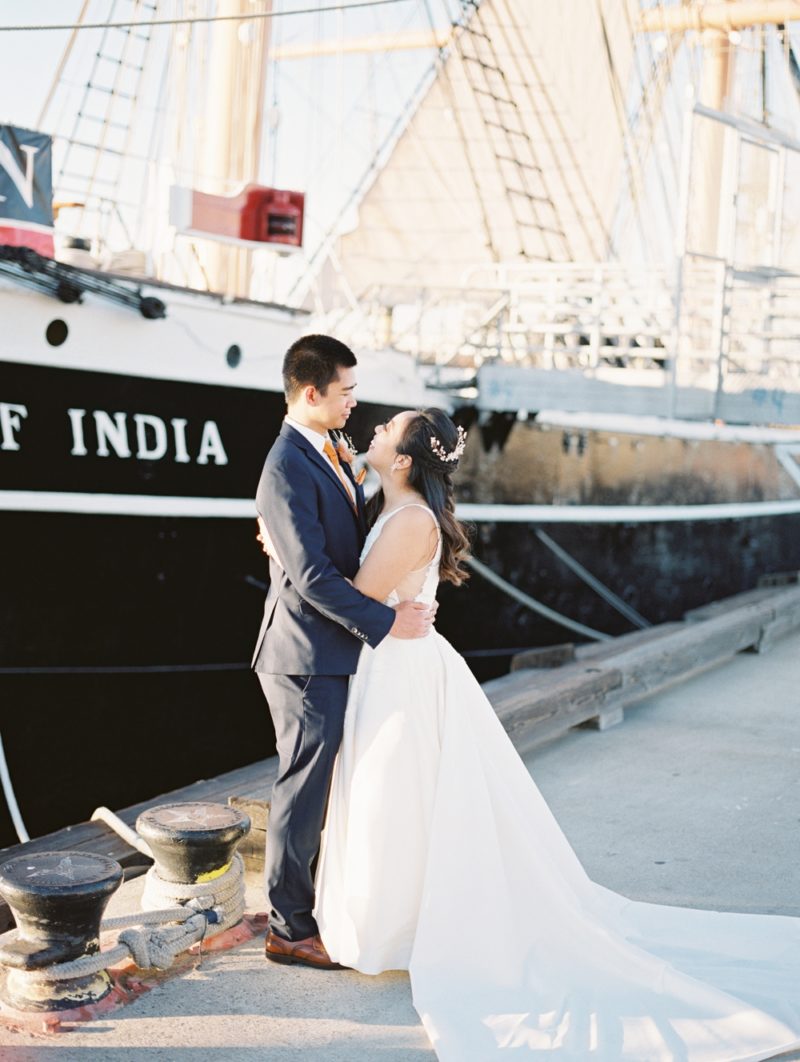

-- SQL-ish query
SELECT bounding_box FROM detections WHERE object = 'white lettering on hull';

[4,403,229,466]
[196,420,228,466]
[67,408,88,456]
[0,142,37,208]
[171,418,191,464]
[95,411,132,459]
[134,413,168,460]
[0,403,28,450]
[60,408,227,465]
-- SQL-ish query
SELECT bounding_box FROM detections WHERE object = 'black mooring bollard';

[0,851,123,1011]
[136,802,250,884]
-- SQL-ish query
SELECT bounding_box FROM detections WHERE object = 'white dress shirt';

[285,415,355,503]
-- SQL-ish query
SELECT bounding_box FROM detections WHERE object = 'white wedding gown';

[315,505,800,1061]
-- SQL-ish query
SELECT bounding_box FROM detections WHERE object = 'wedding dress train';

[315,505,800,1060]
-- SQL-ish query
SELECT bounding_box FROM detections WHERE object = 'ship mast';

[195,0,271,297]
[640,0,799,109]
[639,2,800,34]
[639,0,797,258]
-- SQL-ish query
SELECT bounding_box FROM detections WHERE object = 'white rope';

[0,731,29,843]
[466,556,612,641]
[18,856,246,980]
[91,807,153,859]
[534,529,651,630]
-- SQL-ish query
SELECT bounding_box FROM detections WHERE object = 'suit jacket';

[252,421,395,675]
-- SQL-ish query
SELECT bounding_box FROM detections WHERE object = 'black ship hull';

[3,357,799,848]
[4,503,800,849]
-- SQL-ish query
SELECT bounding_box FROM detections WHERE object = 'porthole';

[226,343,242,368]
[46,319,69,347]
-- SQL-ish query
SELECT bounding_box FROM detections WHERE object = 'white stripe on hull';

[2,490,800,522]
[0,490,257,518]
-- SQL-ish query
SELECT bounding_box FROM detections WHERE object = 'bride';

[314,407,800,1061]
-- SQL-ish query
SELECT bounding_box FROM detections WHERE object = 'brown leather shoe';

[265,930,345,970]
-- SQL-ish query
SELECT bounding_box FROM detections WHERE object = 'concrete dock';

[1,631,799,1061]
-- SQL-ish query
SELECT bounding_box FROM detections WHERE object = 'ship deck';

[1,628,799,1059]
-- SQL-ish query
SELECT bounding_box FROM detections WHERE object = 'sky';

[0,1,85,130]
[0,0,454,296]
[1,2,799,296]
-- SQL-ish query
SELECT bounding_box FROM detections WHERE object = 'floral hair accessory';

[429,424,467,463]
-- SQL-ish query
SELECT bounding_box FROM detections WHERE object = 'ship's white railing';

[329,263,675,369]
[671,254,800,413]
[326,259,800,411]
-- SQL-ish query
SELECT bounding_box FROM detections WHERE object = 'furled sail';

[334,0,640,296]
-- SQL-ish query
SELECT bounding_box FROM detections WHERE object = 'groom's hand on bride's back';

[390,600,435,639]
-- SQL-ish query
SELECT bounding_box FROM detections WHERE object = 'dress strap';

[380,502,438,527]
[379,503,441,573]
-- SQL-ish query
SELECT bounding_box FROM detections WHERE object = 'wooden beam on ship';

[270,28,453,61]
[639,2,800,33]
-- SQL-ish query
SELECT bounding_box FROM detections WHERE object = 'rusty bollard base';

[0,913,269,1034]
[0,852,123,1013]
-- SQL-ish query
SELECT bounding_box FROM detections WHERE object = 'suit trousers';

[258,672,349,941]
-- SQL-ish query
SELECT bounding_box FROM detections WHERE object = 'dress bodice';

[360,503,441,606]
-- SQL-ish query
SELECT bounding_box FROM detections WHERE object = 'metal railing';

[325,259,800,416]
[325,263,674,369]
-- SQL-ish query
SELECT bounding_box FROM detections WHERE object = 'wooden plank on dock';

[606,591,800,703]
[575,623,684,661]
[510,643,576,670]
[485,665,624,753]
[684,587,780,623]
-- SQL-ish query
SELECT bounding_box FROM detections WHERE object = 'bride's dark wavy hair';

[366,407,472,586]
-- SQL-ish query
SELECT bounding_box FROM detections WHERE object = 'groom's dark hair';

[283,334,357,401]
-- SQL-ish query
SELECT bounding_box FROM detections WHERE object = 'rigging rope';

[0,732,29,844]
[466,555,612,642]
[0,0,414,34]
[534,529,651,630]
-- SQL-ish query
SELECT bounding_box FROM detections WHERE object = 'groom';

[252,334,433,970]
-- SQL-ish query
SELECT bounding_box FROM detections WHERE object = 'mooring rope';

[0,731,29,843]
[91,806,154,858]
[17,855,246,980]
[466,556,612,641]
[534,529,651,630]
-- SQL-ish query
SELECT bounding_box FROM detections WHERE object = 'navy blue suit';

[253,421,394,940]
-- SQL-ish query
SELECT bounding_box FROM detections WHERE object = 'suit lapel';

[342,460,368,534]
[280,421,359,521]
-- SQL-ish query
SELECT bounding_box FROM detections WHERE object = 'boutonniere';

[334,432,367,485]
